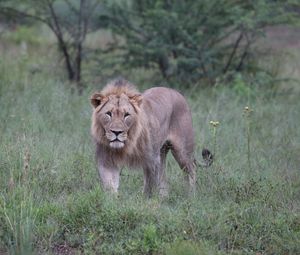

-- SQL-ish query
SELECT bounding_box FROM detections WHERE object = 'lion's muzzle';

[106,129,127,149]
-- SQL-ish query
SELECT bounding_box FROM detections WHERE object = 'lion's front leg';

[143,167,158,197]
[98,164,120,193]
[143,156,162,197]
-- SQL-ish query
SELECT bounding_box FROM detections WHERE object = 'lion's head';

[91,79,143,151]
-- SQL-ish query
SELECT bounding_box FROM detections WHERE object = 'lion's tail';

[197,148,213,167]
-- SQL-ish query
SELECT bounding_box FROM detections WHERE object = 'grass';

[0,44,300,255]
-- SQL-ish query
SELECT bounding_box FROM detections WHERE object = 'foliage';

[101,0,299,86]
[1,0,299,88]
[2,25,42,45]
[165,240,222,255]
[0,50,299,254]
[0,0,104,88]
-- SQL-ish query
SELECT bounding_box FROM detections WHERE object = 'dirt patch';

[263,25,300,49]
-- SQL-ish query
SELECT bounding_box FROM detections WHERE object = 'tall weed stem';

[210,121,220,158]
[243,106,253,171]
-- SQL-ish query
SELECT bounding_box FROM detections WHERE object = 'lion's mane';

[91,79,149,167]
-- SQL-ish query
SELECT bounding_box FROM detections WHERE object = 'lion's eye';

[124,112,130,118]
[106,111,112,117]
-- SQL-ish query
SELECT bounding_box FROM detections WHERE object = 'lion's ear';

[90,93,105,108]
[129,94,143,107]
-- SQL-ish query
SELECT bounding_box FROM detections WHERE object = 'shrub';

[101,0,296,86]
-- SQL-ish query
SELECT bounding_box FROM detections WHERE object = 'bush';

[101,0,296,86]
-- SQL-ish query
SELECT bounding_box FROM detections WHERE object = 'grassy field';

[0,38,300,255]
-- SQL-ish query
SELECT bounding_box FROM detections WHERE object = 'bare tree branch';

[223,32,244,74]
[46,0,75,81]
[236,32,254,72]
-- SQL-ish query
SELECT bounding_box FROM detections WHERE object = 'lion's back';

[142,87,190,118]
[141,87,194,149]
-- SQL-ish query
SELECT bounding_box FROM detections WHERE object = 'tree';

[1,0,103,89]
[101,0,297,86]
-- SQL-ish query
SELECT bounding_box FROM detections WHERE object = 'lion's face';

[91,93,141,149]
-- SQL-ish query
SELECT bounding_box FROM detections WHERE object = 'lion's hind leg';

[143,143,171,198]
[158,142,172,198]
[170,139,196,196]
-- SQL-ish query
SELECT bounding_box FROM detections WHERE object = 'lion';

[90,79,212,197]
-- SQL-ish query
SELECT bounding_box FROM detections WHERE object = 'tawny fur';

[91,79,204,197]
[100,79,140,98]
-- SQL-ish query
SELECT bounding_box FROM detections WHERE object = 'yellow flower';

[244,106,253,112]
[210,121,220,127]
[243,106,253,115]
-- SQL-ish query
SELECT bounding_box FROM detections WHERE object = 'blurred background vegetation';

[0,0,299,90]
[0,1,300,255]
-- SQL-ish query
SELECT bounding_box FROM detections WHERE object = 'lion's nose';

[111,130,123,136]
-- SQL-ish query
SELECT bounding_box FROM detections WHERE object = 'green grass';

[0,50,299,255]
